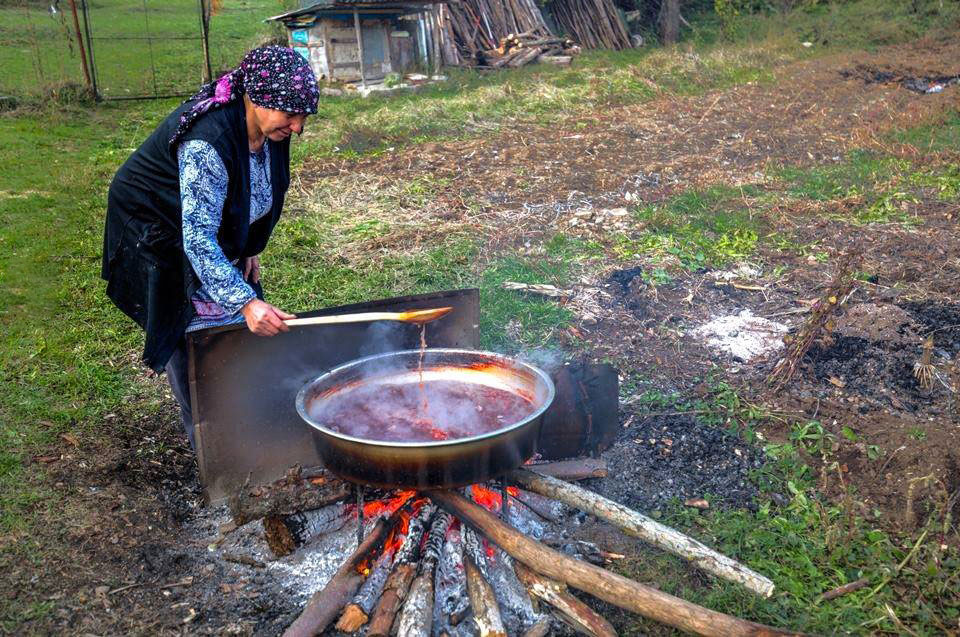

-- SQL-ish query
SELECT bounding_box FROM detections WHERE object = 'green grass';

[615,186,764,270]
[0,0,283,98]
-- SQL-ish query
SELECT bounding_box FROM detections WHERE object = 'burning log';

[508,469,775,598]
[396,572,434,637]
[264,502,352,557]
[514,562,616,637]
[465,553,507,637]
[366,505,435,637]
[229,466,351,526]
[283,504,409,637]
[335,550,394,632]
[463,527,540,632]
[527,458,607,481]
[431,490,801,637]
[510,487,568,523]
[394,511,454,636]
[434,526,470,635]
[367,565,417,637]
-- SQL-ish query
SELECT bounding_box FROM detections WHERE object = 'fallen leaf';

[33,455,59,464]
[60,433,80,447]
[684,498,710,509]
[828,376,846,388]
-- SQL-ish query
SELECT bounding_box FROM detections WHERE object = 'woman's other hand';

[243,255,261,284]
[241,299,295,336]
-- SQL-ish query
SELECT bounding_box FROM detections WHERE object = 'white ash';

[692,310,788,362]
[265,518,360,604]
[504,497,550,539]
[711,263,762,281]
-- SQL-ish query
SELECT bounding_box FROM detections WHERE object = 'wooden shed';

[267,0,448,85]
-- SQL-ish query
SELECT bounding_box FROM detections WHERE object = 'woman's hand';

[241,299,295,336]
[243,255,261,284]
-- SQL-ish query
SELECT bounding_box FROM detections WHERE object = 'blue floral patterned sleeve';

[177,140,256,316]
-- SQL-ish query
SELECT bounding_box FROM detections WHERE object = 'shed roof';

[266,0,446,21]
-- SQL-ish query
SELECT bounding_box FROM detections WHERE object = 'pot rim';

[296,348,555,449]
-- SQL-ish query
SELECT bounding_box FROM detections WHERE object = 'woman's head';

[170,46,319,148]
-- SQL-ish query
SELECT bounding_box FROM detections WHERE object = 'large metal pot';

[296,349,555,488]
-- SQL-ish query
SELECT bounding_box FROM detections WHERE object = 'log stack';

[226,460,790,637]
[479,31,582,68]
[549,0,633,50]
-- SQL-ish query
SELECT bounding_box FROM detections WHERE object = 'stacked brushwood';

[549,0,632,50]
[442,0,557,66]
[480,30,582,69]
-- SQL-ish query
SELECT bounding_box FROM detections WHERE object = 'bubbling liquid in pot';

[310,380,535,443]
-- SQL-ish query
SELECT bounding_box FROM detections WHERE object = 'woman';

[102,46,320,447]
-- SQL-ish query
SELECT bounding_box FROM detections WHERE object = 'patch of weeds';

[890,109,960,153]
[774,150,908,201]
[616,186,763,269]
[790,420,837,458]
[911,163,960,201]
[908,427,927,441]
[397,174,452,207]
[854,189,919,225]
[344,218,390,240]
[544,233,604,262]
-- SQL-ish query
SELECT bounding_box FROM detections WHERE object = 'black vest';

[102,99,290,371]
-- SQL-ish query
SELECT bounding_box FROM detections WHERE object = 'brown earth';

[11,38,960,634]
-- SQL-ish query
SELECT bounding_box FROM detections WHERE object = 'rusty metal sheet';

[189,289,479,503]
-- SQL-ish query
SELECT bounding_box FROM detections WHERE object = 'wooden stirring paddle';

[283,307,452,328]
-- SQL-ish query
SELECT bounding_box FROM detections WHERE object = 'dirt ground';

[14,39,960,634]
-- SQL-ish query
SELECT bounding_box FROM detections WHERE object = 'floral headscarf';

[170,45,319,148]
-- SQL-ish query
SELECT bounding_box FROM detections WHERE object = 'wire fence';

[0,0,286,100]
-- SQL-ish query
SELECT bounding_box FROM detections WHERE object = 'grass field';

[0,0,283,98]
[1,0,959,632]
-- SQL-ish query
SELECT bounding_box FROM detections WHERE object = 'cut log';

[527,458,607,480]
[431,490,801,637]
[282,505,408,637]
[507,46,542,68]
[537,55,572,67]
[508,469,775,598]
[514,562,616,637]
[465,553,507,637]
[229,466,351,526]
[263,515,297,557]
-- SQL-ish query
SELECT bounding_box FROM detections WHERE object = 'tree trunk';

[660,0,680,44]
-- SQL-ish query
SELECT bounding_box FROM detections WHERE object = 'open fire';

[218,460,784,637]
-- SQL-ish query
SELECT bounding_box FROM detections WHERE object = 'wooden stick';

[431,490,800,637]
[514,562,615,637]
[283,307,451,328]
[523,617,552,637]
[508,469,775,598]
[366,506,434,636]
[819,578,869,602]
[526,458,607,480]
[367,563,417,637]
[336,550,394,632]
[465,553,507,637]
[395,572,434,637]
[283,509,405,637]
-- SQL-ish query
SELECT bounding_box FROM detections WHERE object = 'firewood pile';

[549,0,633,50]
[480,30,582,69]
[437,0,631,67]
[225,462,794,637]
